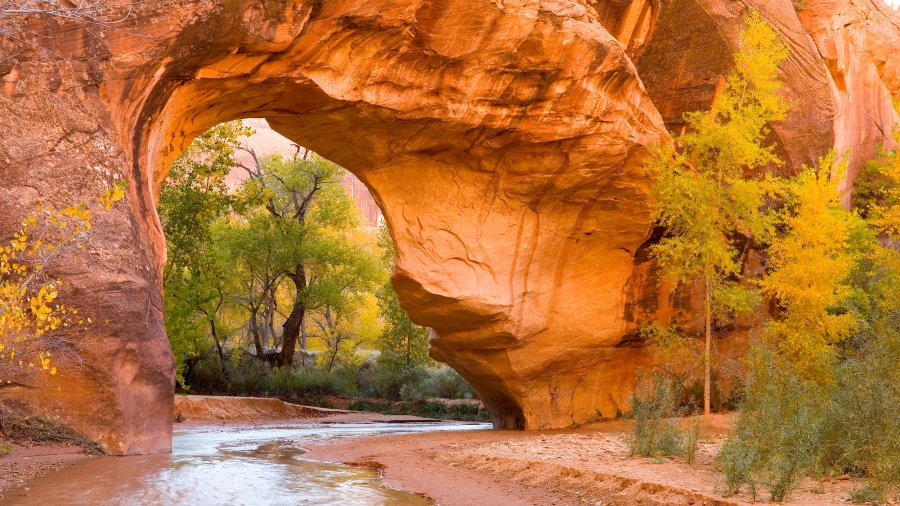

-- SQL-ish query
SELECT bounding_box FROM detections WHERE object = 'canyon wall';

[0,0,897,453]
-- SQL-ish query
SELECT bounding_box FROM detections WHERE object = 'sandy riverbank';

[2,398,868,505]
[173,394,451,427]
[300,414,863,506]
[0,444,95,494]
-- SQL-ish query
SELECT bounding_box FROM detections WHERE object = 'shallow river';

[3,422,487,505]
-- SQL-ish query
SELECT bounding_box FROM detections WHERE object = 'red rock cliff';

[0,0,897,453]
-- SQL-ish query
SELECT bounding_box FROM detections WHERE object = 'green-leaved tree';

[159,121,253,386]
[226,151,382,368]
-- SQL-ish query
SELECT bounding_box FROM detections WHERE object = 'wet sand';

[0,444,95,494]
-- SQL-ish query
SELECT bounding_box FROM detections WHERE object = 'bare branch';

[0,1,169,65]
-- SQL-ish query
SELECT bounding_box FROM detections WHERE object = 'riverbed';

[1,423,486,505]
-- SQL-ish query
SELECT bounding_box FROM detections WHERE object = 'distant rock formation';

[0,0,896,453]
[233,118,384,227]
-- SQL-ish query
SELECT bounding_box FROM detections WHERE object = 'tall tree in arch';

[646,11,790,415]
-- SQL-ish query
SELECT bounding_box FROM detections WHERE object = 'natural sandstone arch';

[1,0,668,453]
[134,0,671,433]
[1,0,898,455]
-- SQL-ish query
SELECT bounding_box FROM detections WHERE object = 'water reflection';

[2,423,486,505]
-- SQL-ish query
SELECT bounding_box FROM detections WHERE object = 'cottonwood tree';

[158,121,252,386]
[160,124,382,379]
[762,153,865,382]
[227,151,382,368]
[646,11,788,414]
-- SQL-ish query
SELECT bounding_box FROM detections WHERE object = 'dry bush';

[0,405,105,455]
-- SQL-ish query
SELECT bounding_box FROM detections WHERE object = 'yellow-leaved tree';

[645,10,788,414]
[854,99,900,238]
[761,154,865,382]
[0,182,125,384]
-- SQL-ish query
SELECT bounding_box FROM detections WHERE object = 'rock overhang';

[0,0,897,451]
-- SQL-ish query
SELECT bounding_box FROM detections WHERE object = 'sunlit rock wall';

[0,0,897,452]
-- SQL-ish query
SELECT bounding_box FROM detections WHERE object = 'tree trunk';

[210,319,229,379]
[249,309,263,357]
[704,275,712,416]
[277,265,307,368]
[277,301,304,368]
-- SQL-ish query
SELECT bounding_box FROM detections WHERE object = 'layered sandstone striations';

[0,0,897,452]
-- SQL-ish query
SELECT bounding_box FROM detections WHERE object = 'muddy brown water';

[1,422,488,505]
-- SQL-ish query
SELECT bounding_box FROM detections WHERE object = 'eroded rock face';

[624,0,900,328]
[0,0,897,451]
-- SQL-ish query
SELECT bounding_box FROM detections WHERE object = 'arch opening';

[156,116,494,418]
[1,0,676,454]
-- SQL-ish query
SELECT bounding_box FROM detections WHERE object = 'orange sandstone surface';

[0,0,898,454]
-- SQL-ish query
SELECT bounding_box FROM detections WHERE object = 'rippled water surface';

[3,422,487,506]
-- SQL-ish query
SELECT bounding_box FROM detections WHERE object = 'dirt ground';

[301,414,870,506]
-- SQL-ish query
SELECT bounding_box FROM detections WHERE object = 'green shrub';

[449,402,481,419]
[0,440,11,457]
[399,383,424,401]
[425,367,467,398]
[680,371,736,413]
[719,327,900,502]
[628,372,700,461]
[373,363,426,400]
[822,321,900,501]
[717,343,827,501]
[683,416,701,465]
[719,436,758,499]
[422,400,449,417]
[270,367,344,398]
[849,485,884,505]
[353,359,380,397]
